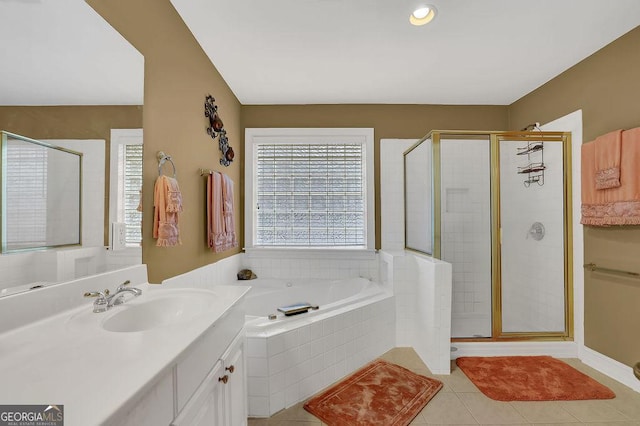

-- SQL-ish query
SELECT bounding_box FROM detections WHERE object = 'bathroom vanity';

[0,266,250,426]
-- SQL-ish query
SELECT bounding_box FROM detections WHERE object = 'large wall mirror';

[1,131,82,253]
[0,0,143,297]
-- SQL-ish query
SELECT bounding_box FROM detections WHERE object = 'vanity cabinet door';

[221,333,246,426]
[172,360,226,426]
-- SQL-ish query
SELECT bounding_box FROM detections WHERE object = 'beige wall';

[0,105,143,244]
[509,26,640,367]
[89,0,242,283]
[85,1,640,368]
[242,104,508,249]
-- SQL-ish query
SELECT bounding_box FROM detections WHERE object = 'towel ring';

[157,151,177,178]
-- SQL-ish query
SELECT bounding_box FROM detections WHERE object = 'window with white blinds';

[109,129,143,248]
[122,144,142,244]
[5,143,47,248]
[246,128,374,250]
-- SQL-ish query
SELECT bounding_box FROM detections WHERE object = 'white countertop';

[0,283,250,425]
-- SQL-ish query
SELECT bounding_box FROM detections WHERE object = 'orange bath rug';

[456,356,615,401]
[303,359,442,426]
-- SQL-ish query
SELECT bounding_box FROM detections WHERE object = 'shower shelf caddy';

[517,140,545,187]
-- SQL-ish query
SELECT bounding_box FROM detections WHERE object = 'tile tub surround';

[161,251,451,414]
[161,253,396,418]
[245,295,396,417]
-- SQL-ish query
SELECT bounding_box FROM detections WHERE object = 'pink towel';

[207,172,238,252]
[582,127,640,226]
[594,129,622,189]
[153,175,183,247]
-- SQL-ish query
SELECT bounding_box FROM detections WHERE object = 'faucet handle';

[116,280,132,291]
[84,289,110,298]
[116,279,142,297]
[83,289,110,313]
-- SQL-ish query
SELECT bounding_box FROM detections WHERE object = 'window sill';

[244,247,377,260]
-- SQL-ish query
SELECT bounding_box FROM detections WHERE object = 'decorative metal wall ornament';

[218,129,234,166]
[204,94,233,167]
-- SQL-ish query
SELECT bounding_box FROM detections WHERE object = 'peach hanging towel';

[153,175,183,246]
[594,129,623,189]
[207,171,238,252]
[582,127,640,226]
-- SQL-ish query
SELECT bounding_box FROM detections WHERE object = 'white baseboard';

[451,341,578,359]
[580,346,640,392]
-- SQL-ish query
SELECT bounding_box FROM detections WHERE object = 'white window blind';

[5,144,47,248]
[255,143,366,247]
[121,144,142,244]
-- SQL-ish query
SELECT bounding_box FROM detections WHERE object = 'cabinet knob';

[225,365,235,374]
[218,375,229,384]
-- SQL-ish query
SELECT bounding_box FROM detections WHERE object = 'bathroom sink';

[69,288,219,333]
[103,290,216,332]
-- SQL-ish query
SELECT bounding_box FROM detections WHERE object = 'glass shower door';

[440,136,492,338]
[498,137,567,334]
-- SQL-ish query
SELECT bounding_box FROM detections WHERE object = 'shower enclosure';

[404,130,572,340]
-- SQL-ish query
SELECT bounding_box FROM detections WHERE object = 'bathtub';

[244,277,383,322]
[243,277,395,417]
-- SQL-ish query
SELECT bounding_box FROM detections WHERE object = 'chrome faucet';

[83,280,142,313]
[107,280,142,307]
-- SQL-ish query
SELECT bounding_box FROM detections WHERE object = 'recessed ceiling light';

[410,5,437,26]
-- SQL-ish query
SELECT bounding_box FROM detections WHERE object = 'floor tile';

[381,347,430,371]
[457,392,528,424]
[270,402,319,422]
[251,349,640,426]
[409,412,428,425]
[420,392,478,424]
[509,401,579,423]
[439,368,481,393]
[606,392,640,420]
[532,423,639,426]
[558,400,630,423]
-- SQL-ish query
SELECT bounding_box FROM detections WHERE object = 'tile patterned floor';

[248,347,640,426]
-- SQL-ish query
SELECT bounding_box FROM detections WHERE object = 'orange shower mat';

[456,355,615,401]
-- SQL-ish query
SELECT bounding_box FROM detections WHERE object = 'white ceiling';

[0,0,143,106]
[2,1,638,107]
[170,0,640,105]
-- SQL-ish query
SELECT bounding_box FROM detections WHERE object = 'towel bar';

[583,263,640,278]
